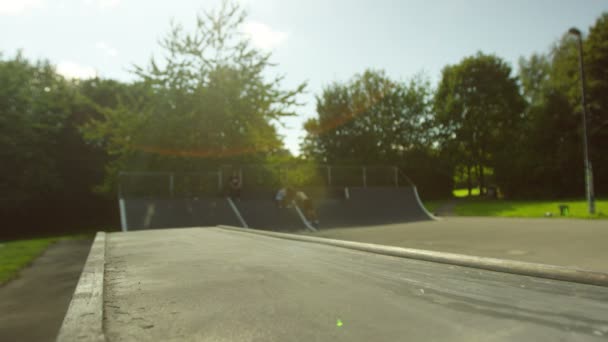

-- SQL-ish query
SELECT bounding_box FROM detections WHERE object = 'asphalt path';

[0,239,92,342]
[103,227,608,341]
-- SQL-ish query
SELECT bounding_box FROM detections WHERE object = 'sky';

[1,0,607,155]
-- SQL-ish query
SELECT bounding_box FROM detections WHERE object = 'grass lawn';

[453,188,481,197]
[454,198,608,219]
[0,237,58,284]
[0,234,91,285]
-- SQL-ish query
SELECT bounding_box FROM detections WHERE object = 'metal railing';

[119,165,414,199]
[118,171,221,199]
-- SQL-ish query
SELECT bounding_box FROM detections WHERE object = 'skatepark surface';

[97,227,608,341]
[64,186,608,341]
[311,217,608,273]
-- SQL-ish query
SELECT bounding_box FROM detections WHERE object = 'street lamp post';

[568,27,595,215]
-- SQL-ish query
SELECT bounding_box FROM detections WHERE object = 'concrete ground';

[311,217,608,272]
[102,227,608,341]
[0,239,92,342]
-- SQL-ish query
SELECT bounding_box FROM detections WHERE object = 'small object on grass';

[336,319,343,327]
[558,204,569,216]
[544,212,553,217]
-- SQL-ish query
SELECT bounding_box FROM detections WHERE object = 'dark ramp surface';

[235,191,306,231]
[315,186,432,228]
[103,228,608,341]
[124,197,241,230]
[123,187,432,231]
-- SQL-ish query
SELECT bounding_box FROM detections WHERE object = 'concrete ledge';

[218,225,608,287]
[56,232,106,342]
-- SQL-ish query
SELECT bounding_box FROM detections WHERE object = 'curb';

[218,225,608,287]
[57,232,106,342]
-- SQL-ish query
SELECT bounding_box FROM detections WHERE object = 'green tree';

[585,13,608,195]
[510,17,608,198]
[518,53,551,106]
[0,53,118,239]
[302,70,434,164]
[302,70,451,197]
[65,78,136,197]
[0,52,73,203]
[510,41,583,198]
[435,52,525,196]
[84,1,306,193]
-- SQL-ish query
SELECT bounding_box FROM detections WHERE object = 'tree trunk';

[477,164,485,196]
[467,165,472,196]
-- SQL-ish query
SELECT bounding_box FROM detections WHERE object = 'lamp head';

[568,27,582,37]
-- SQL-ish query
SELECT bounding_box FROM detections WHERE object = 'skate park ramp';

[311,186,434,228]
[122,197,241,230]
[122,186,433,231]
[122,192,307,232]
[233,191,307,232]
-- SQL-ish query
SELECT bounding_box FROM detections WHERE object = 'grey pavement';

[312,217,608,273]
[102,227,608,341]
[0,239,92,342]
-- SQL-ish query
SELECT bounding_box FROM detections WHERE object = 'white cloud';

[0,0,45,15]
[95,41,119,57]
[238,0,269,6]
[56,62,97,79]
[84,0,121,9]
[242,21,288,50]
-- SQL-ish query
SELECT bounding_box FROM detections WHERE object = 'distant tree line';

[302,13,608,199]
[1,3,607,237]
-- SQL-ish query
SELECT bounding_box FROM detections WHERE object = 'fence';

[119,165,413,198]
[118,171,221,199]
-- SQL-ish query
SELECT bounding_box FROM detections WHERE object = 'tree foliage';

[301,70,452,198]
[84,1,306,193]
[585,13,608,195]
[0,53,120,238]
[0,52,73,202]
[302,70,434,163]
[508,14,608,198]
[435,52,525,195]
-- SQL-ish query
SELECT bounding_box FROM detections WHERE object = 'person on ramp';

[275,187,286,208]
[295,190,320,228]
[227,173,241,201]
[275,186,295,208]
